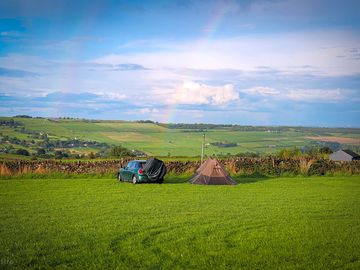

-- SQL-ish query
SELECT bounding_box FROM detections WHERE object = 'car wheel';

[157,177,164,184]
[132,175,137,184]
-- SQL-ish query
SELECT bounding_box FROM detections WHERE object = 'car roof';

[131,160,147,163]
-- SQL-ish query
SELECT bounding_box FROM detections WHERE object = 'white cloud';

[154,81,239,105]
[138,108,159,114]
[287,89,346,102]
[242,86,351,103]
[95,29,360,76]
[95,91,127,100]
[0,31,25,37]
[243,86,280,96]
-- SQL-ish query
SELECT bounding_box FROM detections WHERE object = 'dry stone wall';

[1,158,359,176]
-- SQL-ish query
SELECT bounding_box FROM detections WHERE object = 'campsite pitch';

[0,176,359,269]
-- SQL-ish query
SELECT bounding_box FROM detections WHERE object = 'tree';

[37,148,46,155]
[319,146,333,154]
[54,150,69,159]
[108,145,134,158]
[16,148,30,156]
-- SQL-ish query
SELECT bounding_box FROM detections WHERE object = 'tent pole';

[201,133,205,164]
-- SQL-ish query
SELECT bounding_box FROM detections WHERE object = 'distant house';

[329,149,360,161]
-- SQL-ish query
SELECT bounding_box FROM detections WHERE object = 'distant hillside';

[1,116,360,159]
[157,122,360,134]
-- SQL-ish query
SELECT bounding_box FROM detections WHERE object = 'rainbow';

[196,0,228,49]
[162,1,228,124]
[157,3,228,154]
[52,2,228,156]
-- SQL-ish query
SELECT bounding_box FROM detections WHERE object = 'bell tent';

[189,158,237,185]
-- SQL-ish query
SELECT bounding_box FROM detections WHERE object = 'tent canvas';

[195,157,212,174]
[190,158,237,185]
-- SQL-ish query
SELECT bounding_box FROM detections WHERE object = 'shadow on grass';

[232,173,272,184]
[164,174,192,184]
[164,172,273,184]
[1,172,272,185]
[0,172,116,180]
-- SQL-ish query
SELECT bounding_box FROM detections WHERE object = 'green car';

[118,160,150,184]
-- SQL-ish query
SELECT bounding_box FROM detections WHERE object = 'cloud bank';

[1,0,360,126]
[154,81,239,105]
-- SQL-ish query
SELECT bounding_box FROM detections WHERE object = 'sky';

[0,0,360,126]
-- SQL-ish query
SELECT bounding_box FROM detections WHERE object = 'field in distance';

[1,116,360,157]
[0,175,359,269]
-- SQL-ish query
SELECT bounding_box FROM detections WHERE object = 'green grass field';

[0,176,359,269]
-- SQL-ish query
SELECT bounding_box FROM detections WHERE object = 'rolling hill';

[1,116,360,158]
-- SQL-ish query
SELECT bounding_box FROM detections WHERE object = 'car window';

[134,162,143,168]
[127,161,144,169]
[130,162,137,169]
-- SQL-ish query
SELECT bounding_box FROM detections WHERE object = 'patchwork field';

[0,176,359,269]
[306,136,360,144]
[1,117,360,157]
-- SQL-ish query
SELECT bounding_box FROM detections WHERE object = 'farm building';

[329,149,360,161]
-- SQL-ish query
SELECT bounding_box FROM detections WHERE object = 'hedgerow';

[1,158,359,177]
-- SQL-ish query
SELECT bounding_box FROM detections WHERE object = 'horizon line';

[2,115,360,129]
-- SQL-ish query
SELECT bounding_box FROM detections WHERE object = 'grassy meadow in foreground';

[0,176,359,269]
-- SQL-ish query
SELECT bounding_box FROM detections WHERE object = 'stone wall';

[1,158,359,176]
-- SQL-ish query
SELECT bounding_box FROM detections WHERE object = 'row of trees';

[1,133,110,154]
[210,142,238,148]
[0,119,22,127]
[3,145,141,159]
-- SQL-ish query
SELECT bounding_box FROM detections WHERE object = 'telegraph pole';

[201,133,205,164]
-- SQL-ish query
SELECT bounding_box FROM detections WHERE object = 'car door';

[130,162,138,179]
[122,161,133,181]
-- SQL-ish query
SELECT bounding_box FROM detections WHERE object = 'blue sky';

[0,0,359,126]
